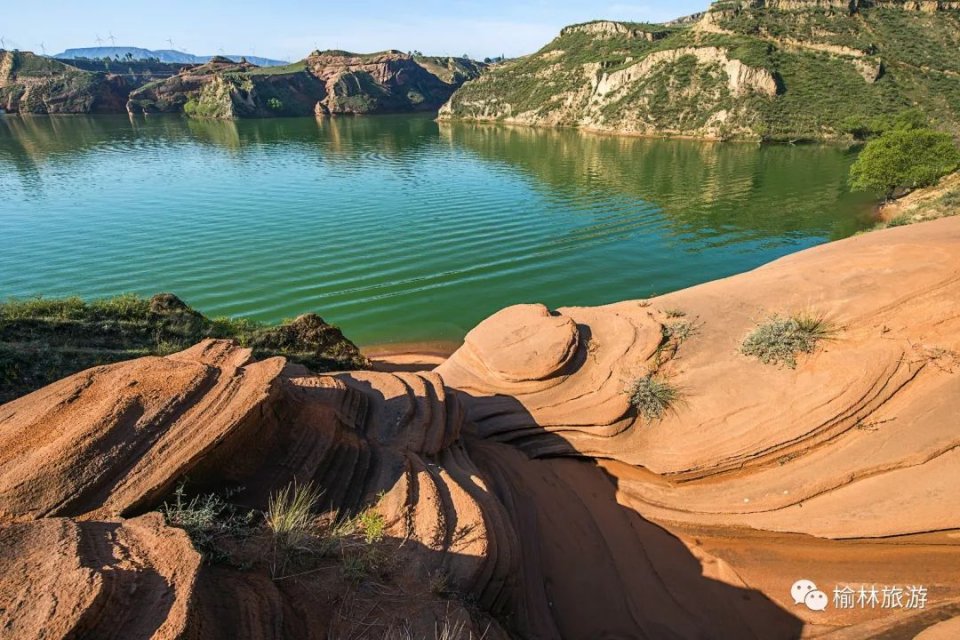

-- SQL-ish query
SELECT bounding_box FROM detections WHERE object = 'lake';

[0,114,874,346]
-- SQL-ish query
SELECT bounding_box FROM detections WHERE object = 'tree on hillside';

[841,109,929,141]
[850,128,960,199]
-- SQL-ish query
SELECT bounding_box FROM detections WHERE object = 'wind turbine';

[166,37,175,50]
[39,42,46,55]
[0,36,6,50]
[95,34,103,46]
[108,32,116,46]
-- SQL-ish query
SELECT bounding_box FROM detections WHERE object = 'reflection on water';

[0,114,874,344]
[438,122,869,241]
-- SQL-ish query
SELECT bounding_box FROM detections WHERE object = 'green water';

[0,114,874,345]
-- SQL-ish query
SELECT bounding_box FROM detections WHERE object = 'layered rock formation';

[127,51,484,119]
[2,217,960,638]
[440,0,960,140]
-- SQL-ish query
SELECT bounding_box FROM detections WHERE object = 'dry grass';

[740,313,834,368]
[266,480,322,545]
[265,480,322,577]
[627,375,681,422]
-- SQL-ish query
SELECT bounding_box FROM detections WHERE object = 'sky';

[2,0,710,61]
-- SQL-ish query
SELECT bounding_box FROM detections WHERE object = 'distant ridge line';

[54,46,288,67]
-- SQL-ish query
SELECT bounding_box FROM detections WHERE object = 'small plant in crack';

[653,316,700,369]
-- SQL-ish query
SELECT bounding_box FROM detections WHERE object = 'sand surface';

[363,341,459,372]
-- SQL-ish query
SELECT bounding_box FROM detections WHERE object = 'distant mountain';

[54,47,288,67]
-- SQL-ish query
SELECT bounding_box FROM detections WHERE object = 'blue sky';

[2,0,710,61]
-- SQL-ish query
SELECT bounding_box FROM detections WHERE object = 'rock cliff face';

[127,51,484,119]
[560,20,671,40]
[3,217,960,638]
[0,50,181,114]
[0,50,126,114]
[126,57,325,118]
[440,0,960,140]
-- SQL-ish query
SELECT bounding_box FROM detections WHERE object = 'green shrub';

[627,375,680,421]
[850,128,960,198]
[357,509,386,544]
[266,97,283,111]
[740,313,834,368]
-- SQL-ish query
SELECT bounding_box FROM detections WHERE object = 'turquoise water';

[0,114,874,345]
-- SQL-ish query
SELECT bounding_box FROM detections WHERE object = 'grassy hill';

[440,1,960,141]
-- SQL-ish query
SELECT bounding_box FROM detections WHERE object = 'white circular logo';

[791,579,818,605]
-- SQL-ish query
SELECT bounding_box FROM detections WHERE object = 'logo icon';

[791,579,828,611]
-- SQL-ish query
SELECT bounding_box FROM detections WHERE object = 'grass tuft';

[627,375,680,422]
[740,313,834,368]
[885,214,913,228]
[264,480,323,578]
[265,480,322,549]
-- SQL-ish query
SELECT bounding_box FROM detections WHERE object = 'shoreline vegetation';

[0,292,366,404]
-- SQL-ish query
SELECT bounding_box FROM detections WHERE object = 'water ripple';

[0,114,874,344]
